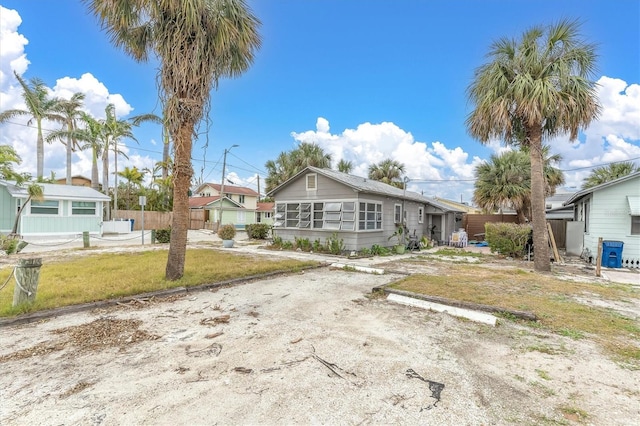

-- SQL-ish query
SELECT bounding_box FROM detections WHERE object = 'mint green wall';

[0,187,17,233]
[19,200,104,236]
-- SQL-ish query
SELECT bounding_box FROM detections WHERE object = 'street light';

[218,144,238,230]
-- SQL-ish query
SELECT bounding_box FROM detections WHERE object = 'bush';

[485,222,531,258]
[294,237,312,252]
[1,236,18,255]
[155,228,171,243]
[217,224,237,240]
[245,223,271,239]
[325,233,344,255]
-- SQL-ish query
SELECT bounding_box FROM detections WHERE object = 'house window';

[72,201,96,215]
[359,202,382,230]
[264,212,272,219]
[313,203,324,228]
[418,207,424,224]
[584,200,590,233]
[394,204,402,224]
[238,195,245,204]
[632,216,640,235]
[237,211,246,223]
[306,173,317,191]
[30,200,59,215]
[276,200,360,231]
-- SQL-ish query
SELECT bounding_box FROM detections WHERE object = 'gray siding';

[275,172,357,200]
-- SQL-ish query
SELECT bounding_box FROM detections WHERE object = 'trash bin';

[601,241,624,268]
[129,218,135,231]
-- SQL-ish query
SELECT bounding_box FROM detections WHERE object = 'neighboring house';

[267,166,463,251]
[191,183,260,229]
[564,171,640,268]
[54,175,94,188]
[256,202,274,226]
[545,188,576,210]
[0,180,111,237]
[432,197,482,214]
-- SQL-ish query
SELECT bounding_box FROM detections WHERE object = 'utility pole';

[218,144,238,229]
[257,175,261,202]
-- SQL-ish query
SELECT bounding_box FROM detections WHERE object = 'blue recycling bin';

[601,241,623,268]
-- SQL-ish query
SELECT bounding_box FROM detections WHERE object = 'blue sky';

[1,0,638,202]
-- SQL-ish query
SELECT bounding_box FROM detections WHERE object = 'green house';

[0,180,111,237]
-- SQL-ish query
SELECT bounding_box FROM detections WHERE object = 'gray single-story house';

[564,171,640,268]
[266,166,463,251]
[0,180,111,237]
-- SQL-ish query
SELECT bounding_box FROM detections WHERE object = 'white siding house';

[564,171,640,268]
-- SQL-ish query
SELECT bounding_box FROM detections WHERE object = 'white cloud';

[0,7,153,186]
[291,118,482,201]
[0,6,29,91]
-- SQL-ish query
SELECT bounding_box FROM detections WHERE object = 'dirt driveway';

[1,248,639,425]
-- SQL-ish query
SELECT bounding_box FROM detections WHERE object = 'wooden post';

[12,258,43,307]
[596,237,603,277]
[83,231,90,248]
[546,222,562,264]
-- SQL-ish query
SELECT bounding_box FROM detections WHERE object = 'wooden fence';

[114,209,205,230]
[462,214,520,241]
[462,214,566,248]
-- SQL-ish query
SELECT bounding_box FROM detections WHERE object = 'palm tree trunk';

[528,126,551,272]
[66,136,73,185]
[91,146,99,191]
[102,144,110,221]
[162,132,170,180]
[11,196,31,235]
[36,118,44,179]
[166,122,193,280]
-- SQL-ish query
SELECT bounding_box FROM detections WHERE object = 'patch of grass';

[558,328,584,340]
[0,249,318,317]
[390,264,640,366]
[558,405,589,423]
[526,344,566,355]
[432,247,484,258]
[530,380,556,397]
[536,369,552,380]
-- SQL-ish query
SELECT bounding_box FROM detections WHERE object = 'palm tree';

[291,142,332,170]
[582,161,639,189]
[337,159,354,174]
[11,182,44,237]
[264,143,332,192]
[45,92,86,184]
[86,0,261,280]
[473,147,564,222]
[0,145,28,182]
[466,20,600,272]
[0,72,60,179]
[118,166,144,210]
[77,112,105,191]
[368,159,406,188]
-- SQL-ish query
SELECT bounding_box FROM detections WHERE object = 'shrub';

[1,236,18,255]
[485,222,531,258]
[312,239,323,252]
[371,244,390,256]
[217,224,237,240]
[294,237,312,252]
[245,223,271,239]
[325,232,344,255]
[272,236,283,247]
[155,228,171,243]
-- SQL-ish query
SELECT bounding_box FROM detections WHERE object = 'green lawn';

[0,249,319,317]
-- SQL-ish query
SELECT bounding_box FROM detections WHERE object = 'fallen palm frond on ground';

[0,249,318,317]
[391,264,640,368]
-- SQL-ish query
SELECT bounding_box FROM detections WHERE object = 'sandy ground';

[1,235,639,425]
